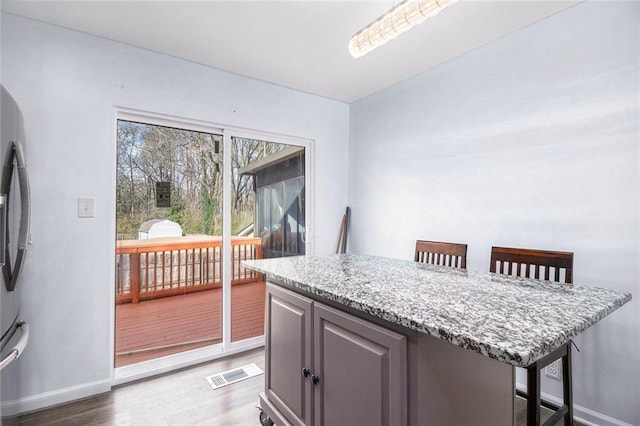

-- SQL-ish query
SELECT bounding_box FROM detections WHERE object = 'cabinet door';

[313,303,407,426]
[265,283,313,426]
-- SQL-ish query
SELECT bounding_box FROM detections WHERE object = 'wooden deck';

[115,280,266,367]
[116,236,262,304]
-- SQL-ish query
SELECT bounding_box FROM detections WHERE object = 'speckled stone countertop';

[243,254,632,367]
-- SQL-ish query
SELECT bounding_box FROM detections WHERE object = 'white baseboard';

[2,378,111,417]
[515,383,633,426]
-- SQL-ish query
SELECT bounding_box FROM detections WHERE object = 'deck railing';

[116,236,263,304]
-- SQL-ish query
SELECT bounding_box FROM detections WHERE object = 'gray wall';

[349,2,639,424]
[1,12,349,411]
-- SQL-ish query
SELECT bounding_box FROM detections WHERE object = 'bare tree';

[116,121,285,238]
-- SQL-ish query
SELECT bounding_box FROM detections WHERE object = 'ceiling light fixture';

[349,0,458,59]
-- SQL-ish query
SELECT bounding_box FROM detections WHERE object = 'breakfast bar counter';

[244,254,631,426]
[245,253,630,368]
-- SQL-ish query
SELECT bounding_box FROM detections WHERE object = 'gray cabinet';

[264,282,313,426]
[262,282,407,426]
[313,302,407,426]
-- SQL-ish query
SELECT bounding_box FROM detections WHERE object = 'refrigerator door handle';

[0,194,5,268]
[0,322,29,372]
[11,142,31,287]
[14,141,30,250]
[0,141,31,291]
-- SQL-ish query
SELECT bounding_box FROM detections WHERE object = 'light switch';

[78,198,95,218]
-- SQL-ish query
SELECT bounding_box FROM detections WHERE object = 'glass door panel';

[115,120,223,367]
[230,137,305,342]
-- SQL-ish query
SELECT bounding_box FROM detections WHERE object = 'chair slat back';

[490,246,574,283]
[415,240,467,269]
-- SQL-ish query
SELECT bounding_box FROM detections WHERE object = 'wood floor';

[115,281,266,367]
[12,348,266,426]
[11,346,581,426]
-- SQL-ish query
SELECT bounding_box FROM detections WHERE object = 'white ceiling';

[1,1,578,103]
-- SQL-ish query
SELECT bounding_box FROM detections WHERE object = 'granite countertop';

[243,253,632,367]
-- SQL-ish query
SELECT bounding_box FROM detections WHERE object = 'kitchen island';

[244,254,631,426]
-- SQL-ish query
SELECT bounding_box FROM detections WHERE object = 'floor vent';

[206,363,263,390]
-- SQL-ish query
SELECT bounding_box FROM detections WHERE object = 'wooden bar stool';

[415,240,467,269]
[490,246,574,426]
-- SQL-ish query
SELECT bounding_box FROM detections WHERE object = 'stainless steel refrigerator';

[0,85,31,423]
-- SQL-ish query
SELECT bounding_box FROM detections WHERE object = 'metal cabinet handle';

[302,367,310,378]
[312,375,320,385]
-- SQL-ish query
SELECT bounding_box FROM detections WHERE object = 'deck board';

[115,281,265,367]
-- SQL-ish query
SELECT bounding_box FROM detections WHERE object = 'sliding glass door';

[114,112,311,373]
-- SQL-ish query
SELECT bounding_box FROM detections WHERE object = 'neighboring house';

[239,146,305,258]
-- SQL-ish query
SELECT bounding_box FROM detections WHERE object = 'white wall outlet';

[544,359,561,380]
[78,197,95,218]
